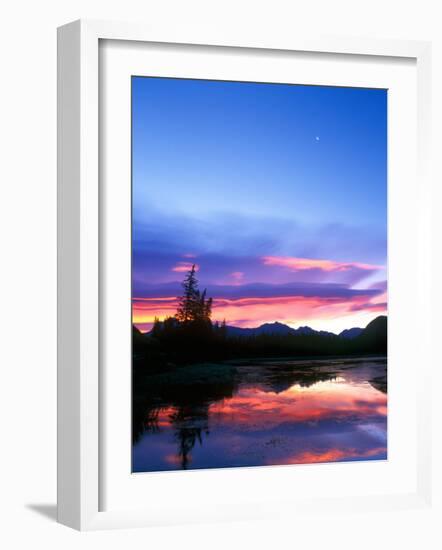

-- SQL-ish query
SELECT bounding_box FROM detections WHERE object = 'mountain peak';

[339,327,363,339]
[224,317,386,340]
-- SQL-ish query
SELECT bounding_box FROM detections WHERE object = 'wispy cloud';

[171,262,199,273]
[262,255,382,273]
[133,281,383,300]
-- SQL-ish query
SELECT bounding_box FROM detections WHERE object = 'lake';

[132,357,387,472]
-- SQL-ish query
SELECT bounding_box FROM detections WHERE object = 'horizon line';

[135,314,387,335]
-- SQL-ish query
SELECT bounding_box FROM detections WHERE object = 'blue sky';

[132,76,387,333]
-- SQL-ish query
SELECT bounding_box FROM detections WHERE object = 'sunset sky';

[132,77,387,334]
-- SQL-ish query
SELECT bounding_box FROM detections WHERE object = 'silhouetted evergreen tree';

[175,265,213,323]
[220,319,227,340]
[151,316,161,339]
[204,297,213,320]
[176,264,200,322]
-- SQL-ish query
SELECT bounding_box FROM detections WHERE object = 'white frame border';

[57,19,433,531]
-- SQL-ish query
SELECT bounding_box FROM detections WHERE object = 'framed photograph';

[130,76,390,474]
[57,20,433,530]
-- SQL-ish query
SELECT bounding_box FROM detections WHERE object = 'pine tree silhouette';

[220,318,227,339]
[151,316,161,338]
[175,264,213,323]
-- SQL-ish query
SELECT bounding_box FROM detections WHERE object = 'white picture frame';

[57,19,434,531]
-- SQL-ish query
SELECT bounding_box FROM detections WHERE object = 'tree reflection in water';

[132,360,354,468]
[169,404,210,468]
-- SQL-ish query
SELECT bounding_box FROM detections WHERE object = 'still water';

[132,357,387,472]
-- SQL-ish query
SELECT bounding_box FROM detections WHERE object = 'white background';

[0,1,441,548]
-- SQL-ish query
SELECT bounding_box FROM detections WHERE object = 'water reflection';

[132,358,387,472]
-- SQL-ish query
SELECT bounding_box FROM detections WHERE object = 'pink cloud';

[171,262,200,273]
[262,255,382,273]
